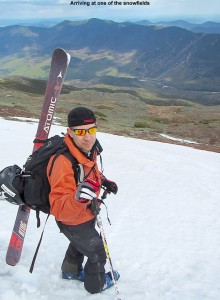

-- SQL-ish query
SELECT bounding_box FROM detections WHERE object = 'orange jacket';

[47,133,103,225]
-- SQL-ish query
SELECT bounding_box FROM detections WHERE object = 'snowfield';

[0,117,220,300]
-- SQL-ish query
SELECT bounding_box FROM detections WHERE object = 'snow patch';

[160,133,199,144]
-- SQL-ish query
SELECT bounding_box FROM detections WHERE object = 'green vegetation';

[0,57,50,78]
[134,121,151,128]
[0,76,220,152]
[147,116,171,124]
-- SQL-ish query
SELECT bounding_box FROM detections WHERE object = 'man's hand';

[102,177,118,194]
[76,179,100,203]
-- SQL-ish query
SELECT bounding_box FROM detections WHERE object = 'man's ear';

[67,127,72,137]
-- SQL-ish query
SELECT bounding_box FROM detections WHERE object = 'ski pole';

[92,197,122,300]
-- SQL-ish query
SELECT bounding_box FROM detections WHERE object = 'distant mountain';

[0,18,220,92]
[0,18,65,28]
[191,21,220,34]
[135,20,220,34]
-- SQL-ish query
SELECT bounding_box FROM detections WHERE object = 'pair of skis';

[6,48,71,266]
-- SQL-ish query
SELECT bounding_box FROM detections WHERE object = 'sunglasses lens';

[88,127,97,134]
[74,129,86,136]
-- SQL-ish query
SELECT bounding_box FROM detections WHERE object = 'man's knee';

[87,237,106,263]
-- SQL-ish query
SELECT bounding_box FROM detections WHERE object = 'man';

[47,107,120,294]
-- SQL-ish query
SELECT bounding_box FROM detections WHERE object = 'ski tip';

[53,48,71,65]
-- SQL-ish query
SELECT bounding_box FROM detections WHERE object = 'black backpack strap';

[62,151,83,184]
[29,213,50,273]
[36,210,41,228]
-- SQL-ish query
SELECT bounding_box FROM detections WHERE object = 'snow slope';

[0,118,220,300]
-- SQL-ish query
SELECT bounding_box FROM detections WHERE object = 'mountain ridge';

[0,18,220,92]
[134,19,220,34]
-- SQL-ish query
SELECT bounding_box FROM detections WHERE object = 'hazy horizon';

[0,0,219,26]
[0,16,219,28]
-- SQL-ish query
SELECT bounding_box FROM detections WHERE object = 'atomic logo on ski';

[44,69,65,134]
[44,96,57,134]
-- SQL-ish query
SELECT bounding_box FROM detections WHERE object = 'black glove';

[76,179,99,203]
[102,177,118,194]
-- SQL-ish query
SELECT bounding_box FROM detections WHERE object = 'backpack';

[0,135,82,227]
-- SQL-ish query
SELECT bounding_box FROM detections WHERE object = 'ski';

[6,48,71,266]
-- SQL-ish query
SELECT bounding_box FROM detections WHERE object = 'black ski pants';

[57,219,107,294]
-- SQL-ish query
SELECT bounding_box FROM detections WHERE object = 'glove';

[76,178,100,203]
[102,177,118,194]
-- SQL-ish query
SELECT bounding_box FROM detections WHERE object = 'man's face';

[69,123,97,152]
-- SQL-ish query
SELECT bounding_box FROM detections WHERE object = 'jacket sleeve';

[47,155,94,225]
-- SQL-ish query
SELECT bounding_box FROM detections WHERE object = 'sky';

[1,117,220,300]
[0,0,219,23]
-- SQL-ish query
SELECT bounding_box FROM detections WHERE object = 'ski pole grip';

[101,188,109,200]
[91,198,100,216]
